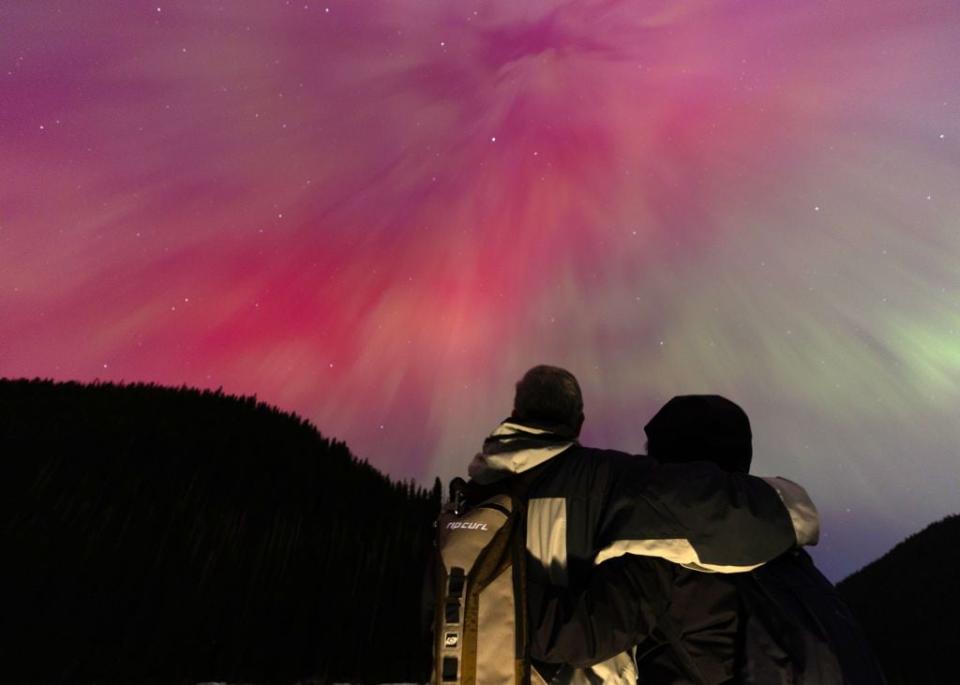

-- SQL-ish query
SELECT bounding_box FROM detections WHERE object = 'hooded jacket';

[464,419,819,685]
[530,548,886,685]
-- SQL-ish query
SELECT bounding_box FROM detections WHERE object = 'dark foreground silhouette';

[0,379,955,683]
[837,513,960,684]
[0,378,438,684]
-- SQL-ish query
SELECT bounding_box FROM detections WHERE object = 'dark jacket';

[530,548,885,684]
[458,420,819,684]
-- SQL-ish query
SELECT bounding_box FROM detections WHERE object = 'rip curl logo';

[446,521,489,531]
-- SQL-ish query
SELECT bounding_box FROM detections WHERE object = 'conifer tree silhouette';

[0,378,440,684]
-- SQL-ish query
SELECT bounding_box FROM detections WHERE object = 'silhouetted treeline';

[0,378,441,684]
[838,514,960,684]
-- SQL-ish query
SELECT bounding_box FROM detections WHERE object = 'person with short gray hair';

[511,365,585,433]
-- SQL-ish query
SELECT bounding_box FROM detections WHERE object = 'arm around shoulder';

[595,460,816,572]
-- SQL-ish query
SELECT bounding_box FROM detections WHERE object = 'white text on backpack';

[446,521,489,531]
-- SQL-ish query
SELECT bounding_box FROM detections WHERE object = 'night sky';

[2,1,959,581]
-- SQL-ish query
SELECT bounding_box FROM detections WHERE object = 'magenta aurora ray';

[2,1,959,580]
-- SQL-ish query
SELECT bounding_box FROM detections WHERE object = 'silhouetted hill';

[0,378,441,684]
[838,514,960,684]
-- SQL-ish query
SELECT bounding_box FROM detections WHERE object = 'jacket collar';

[467,419,577,485]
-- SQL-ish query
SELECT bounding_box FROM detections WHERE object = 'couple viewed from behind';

[430,365,883,685]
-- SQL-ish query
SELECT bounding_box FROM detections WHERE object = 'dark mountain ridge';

[0,378,439,684]
[838,513,960,684]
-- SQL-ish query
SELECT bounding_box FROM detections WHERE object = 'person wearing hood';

[448,366,819,685]
[527,394,884,684]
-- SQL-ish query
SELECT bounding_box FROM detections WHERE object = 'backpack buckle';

[450,477,467,515]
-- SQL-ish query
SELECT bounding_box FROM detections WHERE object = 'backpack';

[734,549,885,685]
[431,471,541,685]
